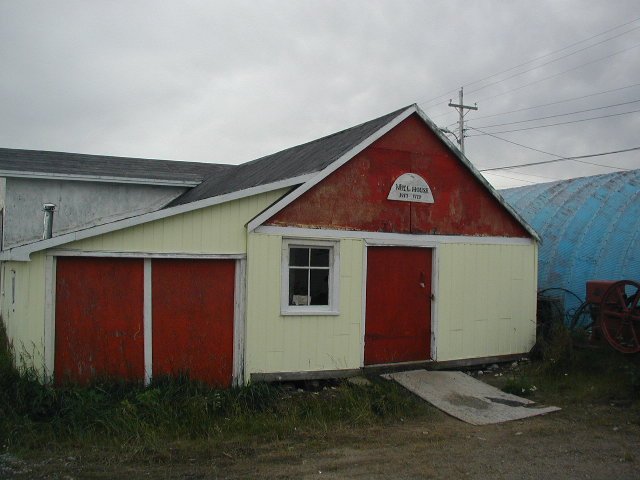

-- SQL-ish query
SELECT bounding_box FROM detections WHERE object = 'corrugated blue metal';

[501,169,640,313]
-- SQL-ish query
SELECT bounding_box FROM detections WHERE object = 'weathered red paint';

[364,247,432,364]
[585,280,617,304]
[266,114,530,238]
[152,259,236,387]
[55,257,144,385]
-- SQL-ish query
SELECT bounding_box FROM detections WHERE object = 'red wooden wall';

[365,247,432,364]
[266,114,530,237]
[55,257,145,385]
[152,259,236,387]
[55,257,236,387]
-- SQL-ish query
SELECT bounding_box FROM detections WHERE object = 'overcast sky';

[1,0,639,188]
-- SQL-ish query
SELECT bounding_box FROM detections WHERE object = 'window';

[281,239,339,315]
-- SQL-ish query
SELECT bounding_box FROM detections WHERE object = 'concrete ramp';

[383,370,560,425]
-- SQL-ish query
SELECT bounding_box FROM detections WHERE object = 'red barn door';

[55,257,145,385]
[151,259,236,387]
[364,247,432,365]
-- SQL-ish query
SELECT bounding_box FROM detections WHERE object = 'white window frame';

[281,238,340,316]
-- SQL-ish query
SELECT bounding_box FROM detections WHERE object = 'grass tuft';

[502,320,640,406]
[1,322,431,453]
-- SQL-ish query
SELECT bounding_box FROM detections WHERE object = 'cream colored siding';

[245,233,363,375]
[435,242,537,361]
[0,190,289,375]
[1,252,47,372]
[65,189,289,254]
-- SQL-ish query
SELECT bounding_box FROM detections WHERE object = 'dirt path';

[3,403,639,479]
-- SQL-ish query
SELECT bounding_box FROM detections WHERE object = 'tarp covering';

[501,169,640,312]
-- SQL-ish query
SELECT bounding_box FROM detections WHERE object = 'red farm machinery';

[569,280,640,353]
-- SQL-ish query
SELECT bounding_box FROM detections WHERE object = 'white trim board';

[143,259,153,386]
[49,249,246,259]
[233,259,246,387]
[44,255,56,380]
[255,225,534,246]
[0,176,306,261]
[0,170,202,187]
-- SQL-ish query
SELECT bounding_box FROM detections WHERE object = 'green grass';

[0,322,432,454]
[504,321,640,406]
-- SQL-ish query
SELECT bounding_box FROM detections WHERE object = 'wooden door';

[364,247,432,364]
[151,259,236,387]
[55,257,145,385]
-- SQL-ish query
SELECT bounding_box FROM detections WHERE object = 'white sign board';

[387,173,434,203]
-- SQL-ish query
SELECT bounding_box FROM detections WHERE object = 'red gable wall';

[265,114,531,238]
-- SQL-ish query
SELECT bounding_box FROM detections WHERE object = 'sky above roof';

[1,1,639,189]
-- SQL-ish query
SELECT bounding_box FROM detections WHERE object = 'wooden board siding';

[435,242,537,361]
[1,254,47,373]
[65,188,290,254]
[365,247,432,364]
[265,114,530,238]
[244,233,363,375]
[151,259,235,387]
[54,257,145,385]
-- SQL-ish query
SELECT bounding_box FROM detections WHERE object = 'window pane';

[310,248,330,267]
[289,247,309,267]
[309,269,329,305]
[289,268,309,305]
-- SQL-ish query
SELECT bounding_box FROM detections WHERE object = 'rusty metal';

[598,280,640,354]
[266,115,531,238]
[586,280,617,304]
[571,280,640,354]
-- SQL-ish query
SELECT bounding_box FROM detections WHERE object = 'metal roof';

[168,106,414,206]
[0,147,233,186]
[501,169,640,310]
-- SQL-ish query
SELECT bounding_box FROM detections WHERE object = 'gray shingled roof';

[168,105,414,206]
[0,148,233,184]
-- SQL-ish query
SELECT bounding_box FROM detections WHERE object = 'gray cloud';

[1,0,639,188]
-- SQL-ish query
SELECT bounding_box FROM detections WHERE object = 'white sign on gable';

[387,173,434,203]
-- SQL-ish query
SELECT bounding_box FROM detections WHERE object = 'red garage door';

[152,259,236,387]
[55,257,145,385]
[55,257,237,387]
[364,247,432,365]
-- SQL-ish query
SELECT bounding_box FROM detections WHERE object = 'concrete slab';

[383,370,560,425]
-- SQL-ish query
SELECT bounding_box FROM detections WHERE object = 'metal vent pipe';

[42,203,56,239]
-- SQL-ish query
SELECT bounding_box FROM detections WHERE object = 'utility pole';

[448,87,477,154]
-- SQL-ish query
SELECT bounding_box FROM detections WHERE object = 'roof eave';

[0,175,310,261]
[0,170,202,187]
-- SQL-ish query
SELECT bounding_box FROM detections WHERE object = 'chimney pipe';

[43,203,56,239]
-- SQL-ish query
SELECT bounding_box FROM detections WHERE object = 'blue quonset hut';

[501,169,640,313]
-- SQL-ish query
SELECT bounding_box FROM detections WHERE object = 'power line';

[469,82,640,121]
[473,41,640,104]
[464,19,640,92]
[478,147,639,172]
[467,126,564,158]
[419,16,640,109]
[466,25,640,97]
[484,169,559,181]
[467,107,640,135]
[481,171,539,184]
[471,98,640,129]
